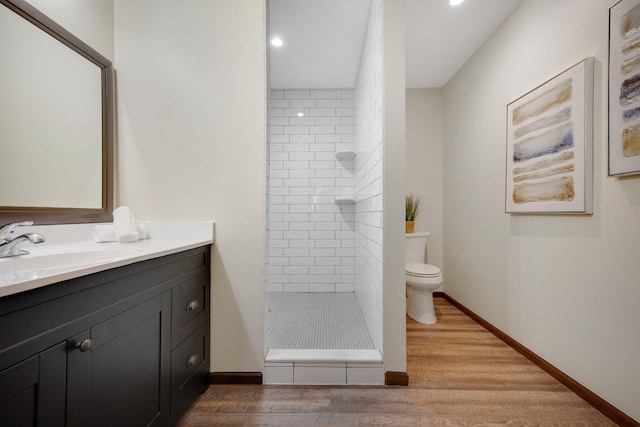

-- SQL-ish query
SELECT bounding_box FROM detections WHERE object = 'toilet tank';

[405,232,430,263]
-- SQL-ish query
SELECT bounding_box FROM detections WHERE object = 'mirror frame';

[0,0,113,225]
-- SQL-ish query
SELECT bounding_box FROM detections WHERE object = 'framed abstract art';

[505,58,594,214]
[609,0,640,177]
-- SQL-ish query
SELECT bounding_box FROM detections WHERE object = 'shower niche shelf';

[335,196,356,205]
[335,151,355,161]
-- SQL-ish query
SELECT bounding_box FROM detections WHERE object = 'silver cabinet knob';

[75,339,92,352]
[186,299,200,312]
[187,353,200,369]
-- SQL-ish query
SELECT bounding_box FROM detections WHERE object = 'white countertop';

[0,222,214,298]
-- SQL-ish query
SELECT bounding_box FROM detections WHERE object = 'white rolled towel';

[92,223,148,243]
[113,206,140,243]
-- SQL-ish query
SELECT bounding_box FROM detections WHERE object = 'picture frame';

[609,0,640,177]
[505,58,594,214]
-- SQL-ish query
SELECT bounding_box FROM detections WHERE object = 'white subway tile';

[315,240,340,248]
[270,152,289,161]
[269,213,284,222]
[315,99,342,108]
[269,257,289,266]
[289,239,315,248]
[284,186,313,195]
[341,99,354,108]
[316,275,340,283]
[310,231,335,239]
[310,89,336,98]
[264,366,293,385]
[310,143,336,152]
[290,275,315,283]
[310,266,335,274]
[310,161,335,170]
[269,248,283,257]
[310,213,335,222]
[270,187,289,196]
[267,283,284,292]
[267,265,283,275]
[289,152,315,161]
[310,283,336,292]
[310,248,335,257]
[310,177,335,187]
[335,265,355,274]
[336,284,354,292]
[337,89,354,98]
[283,265,308,275]
[284,248,309,257]
[284,195,310,204]
[269,239,288,249]
[310,125,335,134]
[315,222,341,231]
[283,126,309,135]
[336,248,355,257]
[271,170,289,179]
[315,169,341,178]
[283,144,310,152]
[289,222,314,231]
[270,117,289,126]
[289,257,315,266]
[269,108,284,117]
[284,283,310,292]
[284,213,309,222]
[316,257,341,266]
[284,90,310,99]
[270,126,283,134]
[289,204,314,212]
[269,99,289,108]
[315,117,341,125]
[290,134,316,144]
[336,125,354,134]
[269,195,283,204]
[270,205,289,213]
[284,231,309,239]
[289,170,314,178]
[289,116,315,126]
[284,108,310,117]
[316,134,341,143]
[270,90,284,99]
[336,108,354,117]
[294,366,345,385]
[289,99,316,108]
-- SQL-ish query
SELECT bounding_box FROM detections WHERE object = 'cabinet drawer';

[172,274,209,347]
[170,321,209,422]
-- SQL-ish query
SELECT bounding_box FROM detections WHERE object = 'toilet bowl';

[405,262,442,324]
[405,232,443,324]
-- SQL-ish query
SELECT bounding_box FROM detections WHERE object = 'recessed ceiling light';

[271,37,283,47]
[449,0,464,5]
[297,112,304,117]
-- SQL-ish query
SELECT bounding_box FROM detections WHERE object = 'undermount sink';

[0,246,144,283]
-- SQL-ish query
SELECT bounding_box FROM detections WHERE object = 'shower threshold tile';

[265,349,382,364]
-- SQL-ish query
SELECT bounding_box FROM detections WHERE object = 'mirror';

[0,0,113,224]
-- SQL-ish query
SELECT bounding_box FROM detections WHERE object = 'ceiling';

[269,0,522,89]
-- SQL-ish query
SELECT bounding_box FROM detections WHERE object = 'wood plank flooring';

[178,298,617,426]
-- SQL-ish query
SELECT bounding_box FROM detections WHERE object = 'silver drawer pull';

[186,299,200,312]
[75,339,92,352]
[187,353,200,369]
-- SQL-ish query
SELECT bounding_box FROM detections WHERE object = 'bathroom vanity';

[0,224,213,427]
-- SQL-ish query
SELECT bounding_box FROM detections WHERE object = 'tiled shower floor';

[267,292,375,350]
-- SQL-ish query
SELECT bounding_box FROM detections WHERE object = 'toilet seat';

[406,262,441,278]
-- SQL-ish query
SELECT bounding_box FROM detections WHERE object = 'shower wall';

[354,0,383,351]
[267,89,356,293]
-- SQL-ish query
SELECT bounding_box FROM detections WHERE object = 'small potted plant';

[405,195,423,233]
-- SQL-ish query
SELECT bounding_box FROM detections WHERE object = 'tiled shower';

[265,0,383,385]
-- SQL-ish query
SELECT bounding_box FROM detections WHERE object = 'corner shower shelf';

[335,196,356,204]
[335,151,355,161]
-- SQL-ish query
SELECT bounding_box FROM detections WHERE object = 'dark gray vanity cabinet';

[0,245,211,427]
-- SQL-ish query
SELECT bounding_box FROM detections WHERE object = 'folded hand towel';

[92,223,148,243]
[113,206,139,243]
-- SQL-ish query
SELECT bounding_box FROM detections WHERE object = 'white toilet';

[405,232,443,324]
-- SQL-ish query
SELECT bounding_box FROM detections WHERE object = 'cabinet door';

[0,342,67,427]
[67,294,171,427]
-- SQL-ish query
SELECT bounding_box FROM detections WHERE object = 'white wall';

[443,0,640,421]
[114,0,266,372]
[406,89,444,271]
[267,89,356,293]
[381,0,407,374]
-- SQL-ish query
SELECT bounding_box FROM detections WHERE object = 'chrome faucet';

[0,221,46,258]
